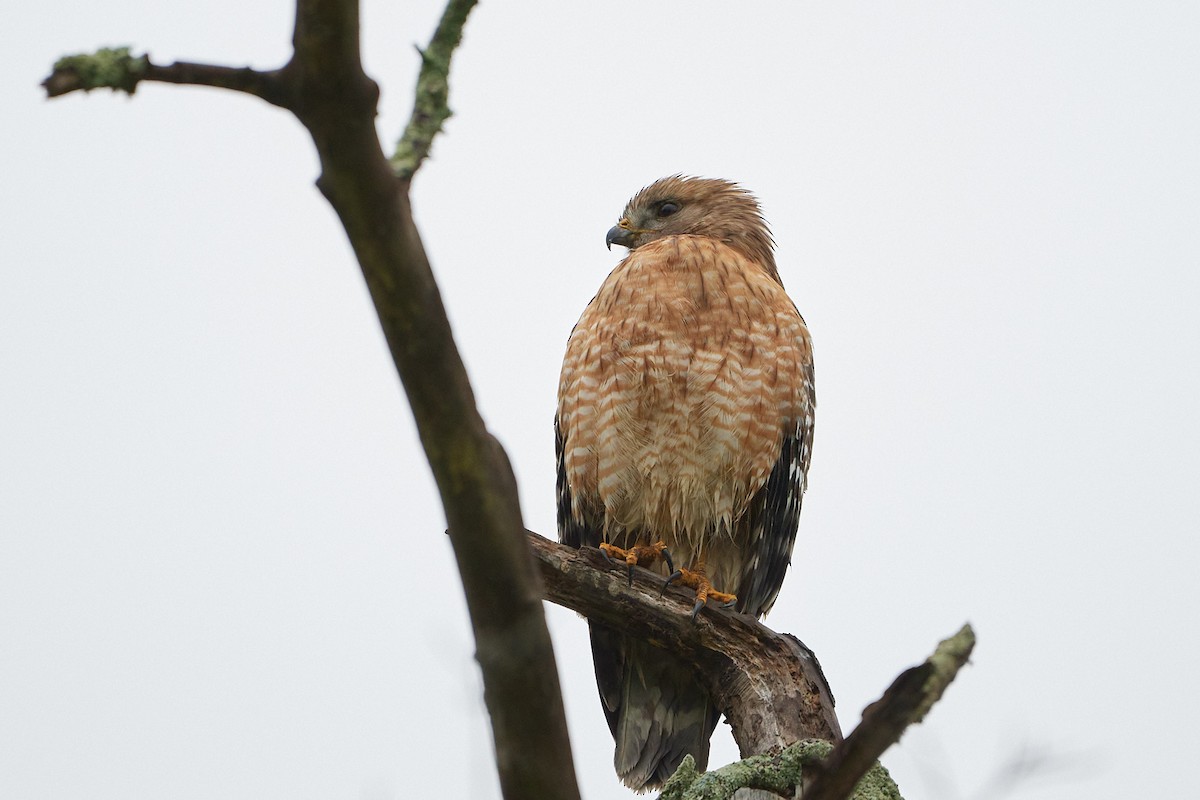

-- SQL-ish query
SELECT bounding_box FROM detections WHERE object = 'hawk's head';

[605,175,777,280]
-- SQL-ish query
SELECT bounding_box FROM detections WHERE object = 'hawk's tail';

[589,624,721,791]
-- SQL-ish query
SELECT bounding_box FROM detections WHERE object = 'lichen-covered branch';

[659,743,833,800]
[391,0,478,180]
[529,533,843,754]
[799,625,975,800]
[658,742,900,800]
[41,46,287,105]
[43,2,581,799]
[42,47,148,96]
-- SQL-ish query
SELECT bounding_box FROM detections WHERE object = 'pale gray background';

[3,2,1198,798]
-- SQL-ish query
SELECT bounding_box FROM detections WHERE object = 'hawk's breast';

[557,236,812,558]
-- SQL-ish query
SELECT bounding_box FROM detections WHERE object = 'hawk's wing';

[736,413,813,618]
[555,417,598,549]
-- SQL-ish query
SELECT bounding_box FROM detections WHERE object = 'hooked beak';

[605,221,636,251]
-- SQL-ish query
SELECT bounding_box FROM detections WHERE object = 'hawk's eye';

[657,202,679,218]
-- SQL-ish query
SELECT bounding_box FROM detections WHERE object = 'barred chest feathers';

[557,234,812,575]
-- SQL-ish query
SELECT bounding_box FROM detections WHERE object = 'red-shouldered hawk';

[555,176,815,790]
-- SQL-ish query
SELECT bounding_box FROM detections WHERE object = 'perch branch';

[532,532,972,800]
[528,532,843,754]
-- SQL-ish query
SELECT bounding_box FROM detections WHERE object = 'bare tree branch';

[43,3,581,799]
[799,624,975,800]
[282,3,580,798]
[144,61,288,105]
[530,532,843,755]
[41,46,287,105]
[534,533,972,800]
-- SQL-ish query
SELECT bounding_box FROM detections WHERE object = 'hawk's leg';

[661,552,737,620]
[599,540,675,587]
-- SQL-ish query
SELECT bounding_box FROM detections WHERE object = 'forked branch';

[43,4,580,800]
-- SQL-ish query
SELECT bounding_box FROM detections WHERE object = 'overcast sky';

[4,2,1198,799]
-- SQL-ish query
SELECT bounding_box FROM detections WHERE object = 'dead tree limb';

[529,532,842,755]
[799,625,974,800]
[42,46,289,105]
[531,532,973,800]
[42,4,579,799]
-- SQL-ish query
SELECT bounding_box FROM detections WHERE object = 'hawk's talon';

[661,564,738,619]
[661,548,676,574]
[598,541,671,586]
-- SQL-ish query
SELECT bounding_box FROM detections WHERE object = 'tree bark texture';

[529,533,843,755]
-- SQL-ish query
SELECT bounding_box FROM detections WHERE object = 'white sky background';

[3,1,1198,798]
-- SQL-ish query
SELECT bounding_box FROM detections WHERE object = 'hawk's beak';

[606,222,636,251]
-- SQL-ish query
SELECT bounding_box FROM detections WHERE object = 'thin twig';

[392,0,478,180]
[145,62,288,106]
[42,47,286,106]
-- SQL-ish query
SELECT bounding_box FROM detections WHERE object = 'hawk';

[555,176,815,790]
